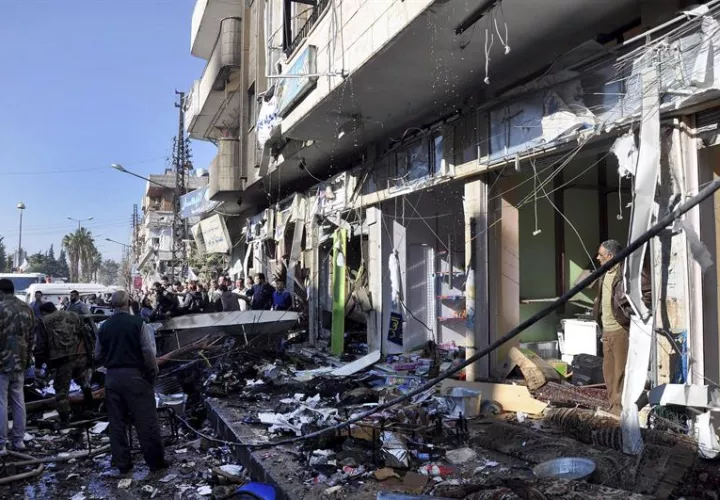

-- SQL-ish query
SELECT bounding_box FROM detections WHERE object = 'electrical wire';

[237,175,720,451]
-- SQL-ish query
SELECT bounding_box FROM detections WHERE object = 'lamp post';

[111,164,167,188]
[67,216,94,230]
[16,202,25,268]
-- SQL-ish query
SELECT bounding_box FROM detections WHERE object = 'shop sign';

[257,95,280,149]
[200,214,231,254]
[276,45,318,118]
[191,222,206,255]
[180,186,220,219]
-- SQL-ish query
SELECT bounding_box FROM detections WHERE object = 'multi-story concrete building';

[186,0,720,425]
[135,170,208,280]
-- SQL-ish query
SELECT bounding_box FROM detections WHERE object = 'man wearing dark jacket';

[95,291,167,474]
[246,273,275,311]
[593,240,652,415]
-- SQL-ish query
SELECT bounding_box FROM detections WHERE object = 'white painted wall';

[273,0,434,133]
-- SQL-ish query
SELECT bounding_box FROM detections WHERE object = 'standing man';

[0,279,34,455]
[95,290,167,474]
[593,240,651,415]
[30,290,44,318]
[272,279,293,311]
[246,273,275,311]
[34,302,93,423]
[67,290,90,316]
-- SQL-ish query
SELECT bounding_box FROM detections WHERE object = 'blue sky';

[0,1,216,262]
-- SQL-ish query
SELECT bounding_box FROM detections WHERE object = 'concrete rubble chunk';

[118,478,132,489]
[445,447,477,465]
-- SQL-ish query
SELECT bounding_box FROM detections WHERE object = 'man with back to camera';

[95,290,167,473]
[34,302,93,423]
[0,279,34,455]
[593,239,651,415]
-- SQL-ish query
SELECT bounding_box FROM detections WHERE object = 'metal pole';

[254,173,720,450]
[17,209,23,266]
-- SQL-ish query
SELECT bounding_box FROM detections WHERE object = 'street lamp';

[105,238,131,249]
[111,164,166,188]
[68,216,94,230]
[16,202,25,268]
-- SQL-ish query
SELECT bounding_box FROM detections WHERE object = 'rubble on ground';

[4,335,720,499]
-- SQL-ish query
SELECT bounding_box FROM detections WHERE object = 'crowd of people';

[0,279,169,473]
[0,271,297,473]
[134,272,294,322]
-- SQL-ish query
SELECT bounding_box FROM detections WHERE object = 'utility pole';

[170,91,192,280]
[131,204,139,261]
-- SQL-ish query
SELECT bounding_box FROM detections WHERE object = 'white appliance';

[558,319,599,364]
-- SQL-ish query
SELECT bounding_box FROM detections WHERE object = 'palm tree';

[90,250,102,283]
[63,228,98,282]
[62,232,80,282]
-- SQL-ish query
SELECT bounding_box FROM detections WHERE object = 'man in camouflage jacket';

[35,302,93,422]
[0,279,34,454]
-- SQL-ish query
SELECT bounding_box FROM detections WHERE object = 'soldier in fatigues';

[0,279,34,455]
[35,302,93,423]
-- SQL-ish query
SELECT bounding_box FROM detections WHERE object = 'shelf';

[438,316,467,322]
[432,271,465,277]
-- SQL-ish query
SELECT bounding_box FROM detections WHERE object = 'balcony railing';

[285,0,330,57]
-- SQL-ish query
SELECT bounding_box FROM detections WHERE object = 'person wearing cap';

[66,290,90,315]
[34,302,93,423]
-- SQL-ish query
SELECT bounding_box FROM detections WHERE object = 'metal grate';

[285,0,330,57]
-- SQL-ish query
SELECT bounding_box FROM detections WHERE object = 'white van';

[25,283,112,310]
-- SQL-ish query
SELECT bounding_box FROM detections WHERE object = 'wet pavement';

[0,419,247,500]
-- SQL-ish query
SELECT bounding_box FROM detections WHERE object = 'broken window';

[392,132,443,187]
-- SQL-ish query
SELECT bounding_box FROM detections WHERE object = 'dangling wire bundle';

[484,28,495,85]
[494,7,510,55]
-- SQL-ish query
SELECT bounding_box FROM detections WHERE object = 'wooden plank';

[508,346,561,390]
[440,379,548,415]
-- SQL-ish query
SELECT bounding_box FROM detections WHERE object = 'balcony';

[191,0,243,60]
[143,211,174,229]
[186,17,244,140]
[144,173,209,199]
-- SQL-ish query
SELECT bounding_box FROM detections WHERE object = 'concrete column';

[366,207,383,353]
[463,179,491,380]
[307,220,320,346]
[698,144,720,386]
[682,116,705,384]
[489,177,521,376]
[390,219,407,355]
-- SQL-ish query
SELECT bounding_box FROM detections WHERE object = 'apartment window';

[391,132,444,188]
[282,0,330,57]
[247,82,257,130]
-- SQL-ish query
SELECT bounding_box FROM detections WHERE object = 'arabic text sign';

[277,45,318,118]
[200,214,231,254]
[180,186,219,219]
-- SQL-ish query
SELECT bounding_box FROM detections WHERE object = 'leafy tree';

[57,248,70,279]
[27,252,49,273]
[98,259,120,286]
[0,237,6,273]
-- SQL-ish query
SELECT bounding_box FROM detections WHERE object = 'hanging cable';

[493,6,510,55]
[530,158,541,236]
[484,28,494,85]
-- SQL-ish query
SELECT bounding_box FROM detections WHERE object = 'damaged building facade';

[183,0,720,453]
